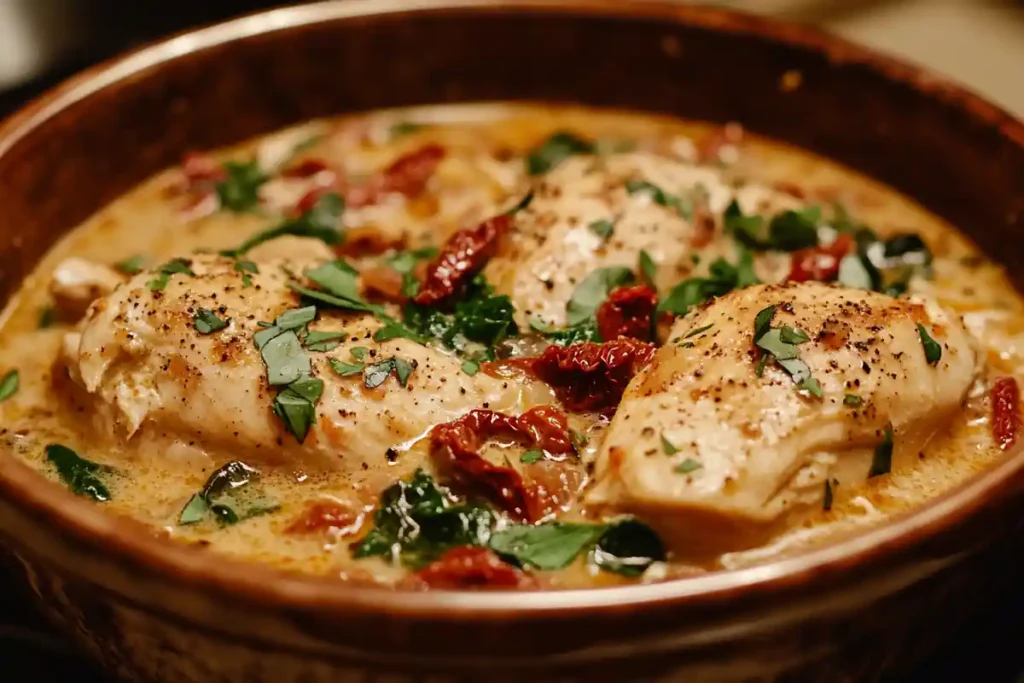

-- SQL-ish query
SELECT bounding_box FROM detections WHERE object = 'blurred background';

[0,1,1023,681]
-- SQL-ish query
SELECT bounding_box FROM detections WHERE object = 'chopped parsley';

[868,427,894,478]
[589,219,615,241]
[234,260,258,288]
[290,260,385,316]
[526,132,595,175]
[215,160,268,213]
[0,369,18,402]
[179,460,278,526]
[685,324,714,339]
[363,357,416,389]
[351,470,494,567]
[255,306,322,442]
[146,258,194,291]
[520,448,544,464]
[382,247,438,275]
[752,305,822,397]
[461,358,481,376]
[329,358,365,377]
[660,433,679,455]
[626,179,693,220]
[675,458,703,474]
[658,248,759,316]
[114,254,146,275]
[273,377,324,443]
[843,394,863,406]
[639,250,657,286]
[390,121,425,138]
[193,308,228,335]
[226,192,344,256]
[530,317,600,346]
[46,444,112,502]
[724,201,821,252]
[917,323,942,365]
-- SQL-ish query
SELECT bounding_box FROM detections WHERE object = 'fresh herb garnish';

[363,356,415,389]
[752,305,821,396]
[591,519,666,577]
[273,376,323,443]
[390,121,425,138]
[461,358,481,376]
[917,323,942,365]
[37,306,56,329]
[836,253,875,290]
[0,369,18,402]
[179,460,278,526]
[234,260,258,288]
[216,160,268,213]
[45,444,111,502]
[725,201,821,252]
[566,267,635,326]
[658,248,759,316]
[255,306,322,442]
[685,324,714,339]
[639,250,657,286]
[289,261,385,316]
[352,470,494,567]
[675,458,703,474]
[146,258,195,291]
[589,219,614,241]
[530,317,601,346]
[329,358,365,377]
[868,427,894,478]
[383,247,438,275]
[505,190,535,216]
[489,523,607,571]
[193,308,229,335]
[520,448,544,464]
[626,179,693,220]
[226,192,344,256]
[843,394,863,406]
[254,306,317,349]
[114,254,146,275]
[526,132,595,176]
[660,433,679,455]
[303,330,345,352]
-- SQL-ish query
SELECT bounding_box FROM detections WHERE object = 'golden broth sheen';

[0,104,1020,588]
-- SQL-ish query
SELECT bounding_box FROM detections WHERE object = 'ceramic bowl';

[0,1,1023,681]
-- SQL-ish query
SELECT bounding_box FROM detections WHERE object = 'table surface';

[1,1,1023,680]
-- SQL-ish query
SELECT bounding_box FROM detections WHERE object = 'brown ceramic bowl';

[1,1,1023,681]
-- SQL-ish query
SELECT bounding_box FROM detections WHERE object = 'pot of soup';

[0,1,1022,681]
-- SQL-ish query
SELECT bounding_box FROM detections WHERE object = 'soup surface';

[1,104,1021,590]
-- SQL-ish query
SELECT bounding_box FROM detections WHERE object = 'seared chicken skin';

[61,252,515,477]
[587,282,978,552]
[484,152,798,327]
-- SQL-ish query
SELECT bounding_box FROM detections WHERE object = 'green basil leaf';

[592,519,666,577]
[114,254,146,275]
[273,380,322,443]
[753,305,777,342]
[639,250,657,286]
[215,160,268,213]
[917,323,942,365]
[261,330,309,386]
[0,369,18,402]
[490,522,607,571]
[526,132,595,176]
[520,448,544,464]
[530,317,601,346]
[626,180,692,220]
[227,192,344,256]
[193,308,229,335]
[566,267,635,326]
[823,479,835,511]
[179,493,210,525]
[38,306,56,329]
[384,247,438,274]
[778,325,810,345]
[843,393,863,406]
[329,359,365,377]
[674,458,703,474]
[45,444,111,502]
[303,330,345,352]
[306,261,362,302]
[868,427,894,478]
[660,433,679,455]
[461,359,480,376]
[589,219,614,241]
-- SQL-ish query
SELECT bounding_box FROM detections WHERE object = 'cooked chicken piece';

[483,152,798,328]
[587,282,978,554]
[61,251,517,481]
[49,257,127,322]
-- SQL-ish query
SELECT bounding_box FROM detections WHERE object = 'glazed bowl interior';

[0,0,1023,634]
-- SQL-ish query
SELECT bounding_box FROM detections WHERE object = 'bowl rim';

[1,0,1023,620]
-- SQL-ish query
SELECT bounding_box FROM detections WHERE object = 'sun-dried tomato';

[531,338,656,413]
[360,264,407,303]
[346,144,446,208]
[523,460,585,520]
[411,547,535,590]
[281,158,335,179]
[596,285,657,342]
[991,376,1022,450]
[335,227,408,258]
[413,214,510,305]
[787,234,854,283]
[285,500,361,535]
[293,186,329,215]
[430,406,573,520]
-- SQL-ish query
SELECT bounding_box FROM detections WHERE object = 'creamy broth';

[1,104,1020,589]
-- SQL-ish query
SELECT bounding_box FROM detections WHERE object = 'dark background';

[0,2,1022,681]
